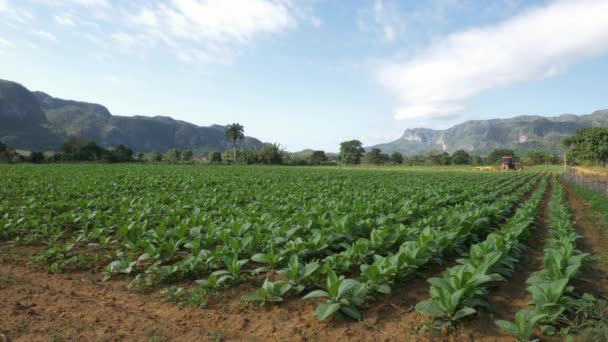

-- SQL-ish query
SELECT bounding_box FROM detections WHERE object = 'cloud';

[0,36,10,48]
[32,29,57,41]
[54,14,75,26]
[377,0,608,120]
[32,0,108,7]
[358,0,401,43]
[3,0,316,64]
[0,1,34,25]
[121,0,297,62]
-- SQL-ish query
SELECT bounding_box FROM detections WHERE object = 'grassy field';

[572,183,608,226]
[0,164,606,341]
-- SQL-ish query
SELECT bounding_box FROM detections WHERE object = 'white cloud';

[132,0,294,42]
[110,32,152,50]
[0,0,7,12]
[377,0,608,120]
[54,14,75,26]
[374,0,394,42]
[33,0,108,7]
[358,0,404,43]
[121,0,299,62]
[32,29,57,41]
[0,36,10,48]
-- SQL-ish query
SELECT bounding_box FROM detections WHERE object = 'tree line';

[1,125,606,167]
[337,140,562,166]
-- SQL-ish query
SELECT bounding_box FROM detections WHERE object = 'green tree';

[208,151,222,163]
[61,137,106,161]
[29,151,45,163]
[339,140,365,165]
[310,150,328,165]
[366,148,384,165]
[225,123,245,164]
[451,150,471,165]
[149,151,163,162]
[0,141,6,153]
[82,142,105,161]
[182,150,193,162]
[114,145,133,162]
[165,148,181,163]
[563,127,608,166]
[425,150,443,165]
[471,154,484,165]
[102,145,133,163]
[521,150,552,165]
[390,152,404,164]
[260,143,284,165]
[238,149,260,164]
[440,152,452,165]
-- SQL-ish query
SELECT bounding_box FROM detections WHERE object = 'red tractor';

[500,156,523,171]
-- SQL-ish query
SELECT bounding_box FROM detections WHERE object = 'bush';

[208,151,222,163]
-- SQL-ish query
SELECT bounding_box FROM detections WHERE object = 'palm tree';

[225,123,245,163]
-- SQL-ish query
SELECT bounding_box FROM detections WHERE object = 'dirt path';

[560,177,608,298]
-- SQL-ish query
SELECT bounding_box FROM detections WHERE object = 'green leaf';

[302,290,329,300]
[337,279,359,298]
[415,300,445,318]
[495,320,518,335]
[340,306,363,321]
[376,284,392,294]
[251,253,269,263]
[316,302,341,320]
[540,325,557,336]
[453,307,476,321]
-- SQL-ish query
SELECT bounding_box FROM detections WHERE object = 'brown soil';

[0,175,561,342]
[560,177,608,298]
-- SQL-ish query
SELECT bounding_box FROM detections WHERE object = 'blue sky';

[1,0,608,152]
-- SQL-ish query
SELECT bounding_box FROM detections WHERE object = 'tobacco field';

[1,164,606,341]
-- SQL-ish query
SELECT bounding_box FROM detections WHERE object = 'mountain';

[0,79,264,153]
[368,111,608,156]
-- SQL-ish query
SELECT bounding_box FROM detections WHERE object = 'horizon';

[2,0,608,152]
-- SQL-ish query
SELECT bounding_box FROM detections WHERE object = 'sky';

[1,0,608,152]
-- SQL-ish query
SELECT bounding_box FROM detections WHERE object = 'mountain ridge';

[0,79,264,153]
[368,110,608,155]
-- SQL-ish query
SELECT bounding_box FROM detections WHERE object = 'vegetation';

[390,151,403,164]
[417,176,547,329]
[208,151,222,163]
[310,150,328,165]
[339,140,365,165]
[495,176,592,340]
[451,150,471,165]
[572,184,608,226]
[521,150,559,165]
[366,148,388,165]
[225,123,245,163]
[563,127,608,166]
[0,165,542,324]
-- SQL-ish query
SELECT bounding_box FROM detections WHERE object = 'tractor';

[500,156,523,171]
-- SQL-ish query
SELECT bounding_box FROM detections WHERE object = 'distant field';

[0,164,605,341]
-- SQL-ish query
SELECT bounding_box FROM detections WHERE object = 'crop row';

[495,176,589,340]
[297,173,542,320]
[0,165,539,320]
[415,176,548,328]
